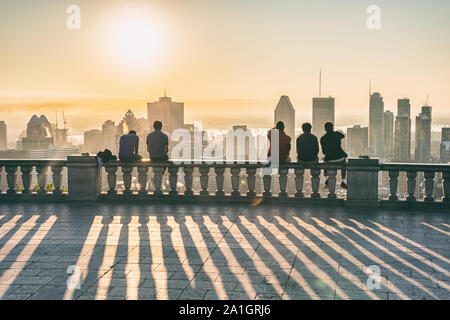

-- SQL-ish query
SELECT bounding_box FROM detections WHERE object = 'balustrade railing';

[0,157,449,207]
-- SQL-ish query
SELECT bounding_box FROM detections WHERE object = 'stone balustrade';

[1,156,449,208]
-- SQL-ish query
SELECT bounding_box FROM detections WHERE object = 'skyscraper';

[0,121,6,150]
[84,129,102,154]
[147,93,184,136]
[346,125,368,157]
[21,115,54,158]
[383,110,394,159]
[274,95,295,160]
[312,97,334,137]
[415,105,432,163]
[369,92,384,157]
[394,99,411,161]
[102,120,118,155]
[440,128,450,163]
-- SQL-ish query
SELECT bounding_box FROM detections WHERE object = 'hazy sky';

[0,0,449,141]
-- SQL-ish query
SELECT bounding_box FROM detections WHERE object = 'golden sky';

[0,0,449,141]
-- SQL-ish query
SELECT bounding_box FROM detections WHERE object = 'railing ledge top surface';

[0,159,67,166]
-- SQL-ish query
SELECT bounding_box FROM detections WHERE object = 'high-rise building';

[346,125,368,157]
[0,121,7,150]
[440,128,450,163]
[84,129,102,154]
[21,115,54,158]
[102,120,118,155]
[415,106,432,163]
[383,110,394,159]
[369,92,384,157]
[312,97,334,137]
[274,95,295,160]
[394,99,411,161]
[147,93,184,137]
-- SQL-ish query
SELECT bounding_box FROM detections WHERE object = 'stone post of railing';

[20,165,33,194]
[246,167,256,197]
[168,165,179,196]
[346,158,380,207]
[215,166,225,197]
[67,156,101,200]
[279,168,288,197]
[5,165,18,194]
[51,165,63,194]
[443,171,450,203]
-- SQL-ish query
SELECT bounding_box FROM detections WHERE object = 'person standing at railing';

[320,122,347,189]
[267,121,291,164]
[296,122,319,165]
[118,130,143,162]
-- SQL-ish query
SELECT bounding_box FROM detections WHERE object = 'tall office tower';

[274,95,295,160]
[346,125,368,157]
[21,115,54,158]
[102,120,118,155]
[312,97,334,137]
[369,92,384,157]
[394,99,411,161]
[147,93,184,136]
[415,106,432,163]
[0,121,6,150]
[383,110,394,159]
[440,128,450,163]
[84,129,102,154]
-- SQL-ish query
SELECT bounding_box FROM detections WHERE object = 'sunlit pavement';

[0,202,448,300]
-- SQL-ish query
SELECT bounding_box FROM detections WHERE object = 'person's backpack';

[96,149,117,163]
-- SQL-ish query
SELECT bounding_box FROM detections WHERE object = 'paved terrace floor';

[0,202,448,300]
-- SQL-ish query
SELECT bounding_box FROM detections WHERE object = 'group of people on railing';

[117,120,348,189]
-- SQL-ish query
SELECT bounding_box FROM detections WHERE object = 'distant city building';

[274,96,296,161]
[29,145,79,160]
[21,115,54,158]
[84,129,102,154]
[369,92,384,157]
[118,109,148,154]
[394,99,411,161]
[312,97,334,137]
[346,125,368,157]
[102,120,118,155]
[147,93,184,137]
[0,150,26,159]
[0,121,6,151]
[440,128,450,163]
[383,110,394,159]
[415,105,432,163]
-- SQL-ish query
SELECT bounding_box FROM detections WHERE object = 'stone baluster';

[424,171,435,202]
[230,167,241,196]
[246,167,256,197]
[0,166,3,193]
[122,165,133,195]
[199,166,210,196]
[137,166,148,195]
[105,165,118,194]
[388,170,399,200]
[153,167,163,195]
[406,170,417,201]
[215,167,225,196]
[294,168,304,198]
[262,171,272,197]
[51,165,63,194]
[5,165,18,194]
[443,171,450,203]
[36,165,48,194]
[327,169,337,199]
[183,166,194,196]
[310,168,321,198]
[278,168,288,197]
[20,165,33,194]
[168,166,179,195]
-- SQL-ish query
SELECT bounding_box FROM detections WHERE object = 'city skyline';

[1,0,450,140]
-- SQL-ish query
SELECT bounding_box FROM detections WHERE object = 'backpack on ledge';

[96,149,117,163]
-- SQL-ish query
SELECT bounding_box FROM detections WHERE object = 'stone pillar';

[294,168,304,198]
[153,167,163,195]
[21,165,33,194]
[183,166,193,196]
[230,167,241,196]
[424,171,435,202]
[406,170,417,202]
[246,167,256,197]
[168,166,179,195]
[346,158,380,207]
[327,169,337,199]
[122,165,133,195]
[278,168,288,197]
[67,156,102,200]
[443,171,450,203]
[137,166,148,195]
[51,165,63,194]
[310,168,321,199]
[215,166,225,197]
[263,171,272,197]
[5,165,18,194]
[199,166,210,196]
[388,170,399,201]
[105,165,118,195]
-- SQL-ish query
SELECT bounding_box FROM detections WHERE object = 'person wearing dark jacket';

[267,121,291,164]
[296,122,319,164]
[320,122,347,188]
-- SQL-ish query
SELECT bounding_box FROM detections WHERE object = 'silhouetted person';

[119,130,142,162]
[267,121,291,164]
[296,122,319,164]
[146,120,169,162]
[320,122,347,188]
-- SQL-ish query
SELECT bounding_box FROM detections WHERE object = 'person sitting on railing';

[146,120,169,162]
[296,122,319,165]
[267,121,291,164]
[118,130,143,162]
[320,122,347,189]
